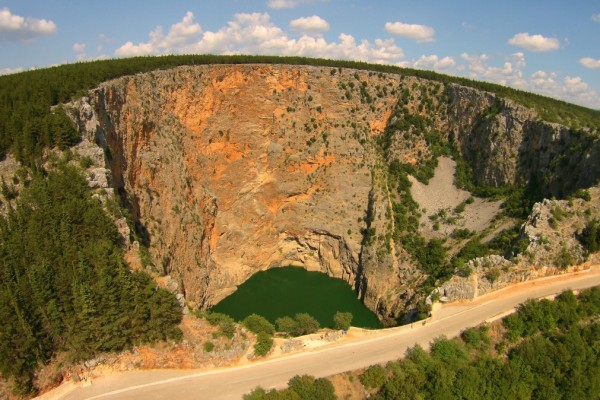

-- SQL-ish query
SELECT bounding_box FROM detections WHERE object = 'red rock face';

[75,64,599,323]
[88,65,415,316]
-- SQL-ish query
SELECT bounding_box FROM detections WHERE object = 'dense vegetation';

[0,163,182,394]
[245,375,336,400]
[1,54,598,166]
[363,287,600,400]
[245,286,600,399]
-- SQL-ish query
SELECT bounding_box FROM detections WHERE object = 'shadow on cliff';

[116,187,152,249]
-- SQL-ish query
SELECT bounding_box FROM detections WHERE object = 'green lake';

[211,266,382,329]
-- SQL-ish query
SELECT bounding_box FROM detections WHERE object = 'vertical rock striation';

[71,64,600,322]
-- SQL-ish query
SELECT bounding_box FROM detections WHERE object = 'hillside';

[0,56,599,396]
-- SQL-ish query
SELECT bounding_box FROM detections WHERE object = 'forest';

[0,162,182,395]
[245,286,600,399]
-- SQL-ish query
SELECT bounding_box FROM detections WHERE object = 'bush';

[275,313,320,336]
[360,365,387,388]
[203,341,215,352]
[461,326,490,349]
[452,228,473,239]
[253,332,273,357]
[220,320,236,339]
[276,316,298,335]
[454,202,466,214]
[204,312,236,339]
[242,387,270,399]
[78,156,94,169]
[242,314,275,335]
[456,264,473,278]
[205,312,233,326]
[333,311,353,330]
[556,245,574,269]
[287,375,336,400]
[293,313,320,336]
[578,219,600,254]
[570,188,591,201]
[485,268,501,283]
[430,337,468,366]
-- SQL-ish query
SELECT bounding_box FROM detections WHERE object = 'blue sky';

[1,0,599,109]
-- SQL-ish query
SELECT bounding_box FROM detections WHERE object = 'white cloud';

[289,15,329,34]
[113,11,599,109]
[115,41,158,57]
[592,13,600,23]
[115,12,405,64]
[0,7,57,42]
[412,54,455,70]
[580,57,600,69]
[563,76,589,94]
[267,0,324,9]
[510,52,526,68]
[384,21,435,42]
[507,32,560,52]
[115,11,202,57]
[72,42,86,52]
[72,42,88,61]
[0,66,23,75]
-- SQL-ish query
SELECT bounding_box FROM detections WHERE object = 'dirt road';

[43,266,600,400]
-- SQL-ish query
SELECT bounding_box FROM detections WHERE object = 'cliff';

[70,64,600,323]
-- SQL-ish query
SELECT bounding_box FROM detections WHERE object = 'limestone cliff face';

[77,65,415,318]
[72,64,600,323]
[446,86,600,196]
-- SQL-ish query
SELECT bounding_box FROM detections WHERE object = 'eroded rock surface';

[69,64,600,322]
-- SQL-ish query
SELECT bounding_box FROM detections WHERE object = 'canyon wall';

[71,64,600,323]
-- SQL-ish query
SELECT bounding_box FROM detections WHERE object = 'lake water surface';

[211,266,382,329]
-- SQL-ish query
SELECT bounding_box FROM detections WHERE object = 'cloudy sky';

[1,0,599,109]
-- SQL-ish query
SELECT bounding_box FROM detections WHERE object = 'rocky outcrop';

[69,64,600,323]
[446,86,600,196]
[439,186,600,301]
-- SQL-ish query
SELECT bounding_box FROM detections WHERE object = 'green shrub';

[333,311,353,330]
[485,268,501,283]
[569,188,591,201]
[276,316,298,335]
[456,264,473,278]
[204,312,236,339]
[452,228,473,239]
[556,245,574,269]
[454,201,466,214]
[360,365,387,388]
[242,314,275,335]
[460,326,490,349]
[78,156,94,169]
[203,341,215,352]
[579,219,600,254]
[430,337,469,366]
[287,375,336,400]
[253,332,273,357]
[293,313,320,336]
